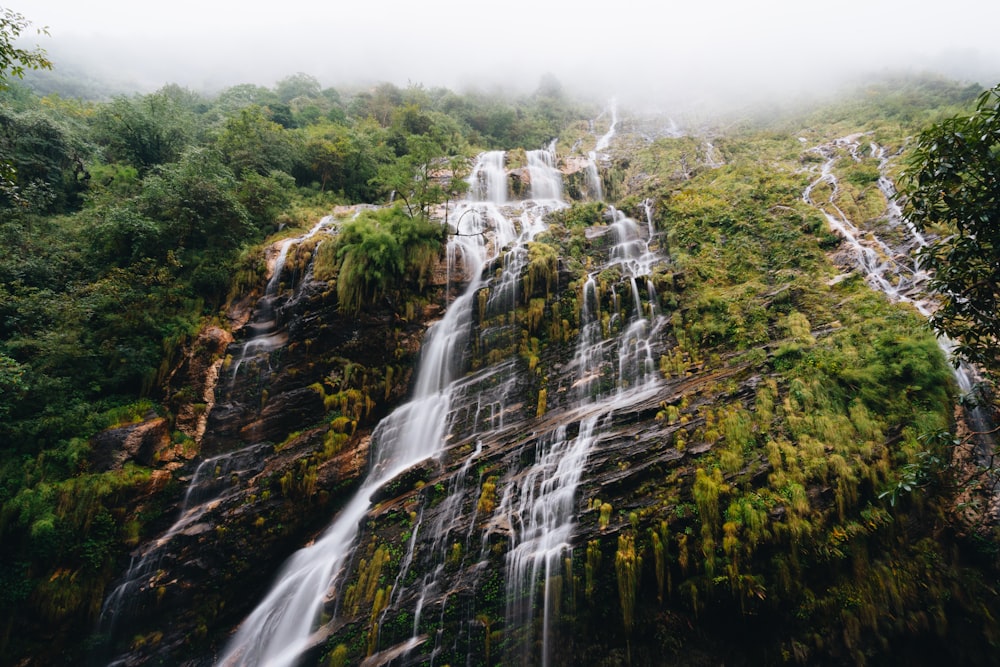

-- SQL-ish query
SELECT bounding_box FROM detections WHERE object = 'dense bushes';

[319,206,445,313]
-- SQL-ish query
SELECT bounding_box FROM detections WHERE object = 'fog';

[14,0,1000,107]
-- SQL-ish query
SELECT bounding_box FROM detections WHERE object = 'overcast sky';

[13,0,1000,105]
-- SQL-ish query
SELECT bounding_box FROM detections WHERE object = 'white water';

[231,217,336,379]
[362,147,570,664]
[217,150,541,667]
[586,101,619,200]
[468,150,508,205]
[219,143,668,666]
[500,200,665,665]
[527,141,564,203]
[101,215,344,648]
[595,101,618,152]
[504,416,602,665]
[802,141,928,311]
[803,136,991,444]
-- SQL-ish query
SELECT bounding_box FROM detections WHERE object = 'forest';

[2,14,1000,666]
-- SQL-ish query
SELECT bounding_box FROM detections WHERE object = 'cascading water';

[528,141,564,203]
[357,147,570,665]
[230,217,336,379]
[586,101,618,200]
[100,220,338,658]
[99,443,271,647]
[803,135,994,457]
[498,202,666,666]
[216,148,560,667]
[468,150,508,205]
[216,139,671,667]
[803,140,927,305]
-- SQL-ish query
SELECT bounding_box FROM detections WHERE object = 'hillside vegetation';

[1,72,998,666]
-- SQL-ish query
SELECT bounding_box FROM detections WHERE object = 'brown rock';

[90,417,171,471]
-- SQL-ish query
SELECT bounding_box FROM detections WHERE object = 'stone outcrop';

[90,416,171,471]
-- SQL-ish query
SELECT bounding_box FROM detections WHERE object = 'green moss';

[615,533,641,634]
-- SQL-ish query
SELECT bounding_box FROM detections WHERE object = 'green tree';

[0,107,89,212]
[215,104,295,176]
[93,91,194,174]
[275,72,321,103]
[0,351,26,419]
[1,8,52,197]
[138,147,250,253]
[903,84,1000,377]
[0,8,51,87]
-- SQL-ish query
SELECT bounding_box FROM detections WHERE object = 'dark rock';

[90,417,171,471]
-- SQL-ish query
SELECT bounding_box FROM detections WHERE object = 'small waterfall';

[586,153,602,200]
[230,217,336,379]
[99,444,271,640]
[803,136,995,459]
[608,206,658,279]
[527,141,563,202]
[99,218,343,654]
[802,145,923,303]
[595,100,618,152]
[371,152,567,664]
[504,415,603,667]
[585,101,618,201]
[468,150,508,204]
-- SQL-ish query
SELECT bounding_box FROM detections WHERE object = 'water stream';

[803,135,994,459]
[99,444,272,648]
[217,146,567,667]
[586,101,618,200]
[100,219,341,655]
[230,217,336,379]
[497,201,665,665]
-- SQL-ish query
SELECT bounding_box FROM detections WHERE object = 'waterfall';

[100,219,342,655]
[503,416,603,666]
[218,252,484,667]
[586,101,618,201]
[499,202,666,666]
[230,217,336,379]
[595,100,618,152]
[483,147,561,316]
[527,141,563,202]
[217,150,560,667]
[468,150,508,204]
[802,145,924,304]
[586,152,602,200]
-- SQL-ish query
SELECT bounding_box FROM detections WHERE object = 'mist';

[15,0,1000,109]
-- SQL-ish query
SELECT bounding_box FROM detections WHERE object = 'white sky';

[12,0,1000,104]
